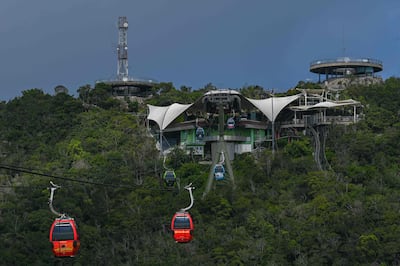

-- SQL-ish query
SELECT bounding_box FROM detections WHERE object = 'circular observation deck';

[310,57,383,76]
[98,78,157,97]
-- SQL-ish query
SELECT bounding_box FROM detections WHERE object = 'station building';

[147,89,361,161]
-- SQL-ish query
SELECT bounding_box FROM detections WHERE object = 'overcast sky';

[0,0,399,100]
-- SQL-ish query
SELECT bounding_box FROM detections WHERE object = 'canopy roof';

[245,94,301,121]
[147,90,359,130]
[148,103,192,130]
[290,99,361,111]
[203,89,241,97]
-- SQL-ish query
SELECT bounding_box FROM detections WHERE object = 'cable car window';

[165,171,175,180]
[196,127,204,139]
[215,165,224,173]
[52,223,74,241]
[174,217,190,229]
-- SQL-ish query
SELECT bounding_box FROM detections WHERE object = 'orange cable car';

[171,211,194,243]
[49,217,80,257]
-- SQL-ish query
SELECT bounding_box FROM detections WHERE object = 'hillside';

[0,78,400,265]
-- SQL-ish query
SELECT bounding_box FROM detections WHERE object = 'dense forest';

[0,78,399,265]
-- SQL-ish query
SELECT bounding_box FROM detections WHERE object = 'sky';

[0,0,399,101]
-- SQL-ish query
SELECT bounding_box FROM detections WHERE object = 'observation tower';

[310,57,383,84]
[98,16,157,97]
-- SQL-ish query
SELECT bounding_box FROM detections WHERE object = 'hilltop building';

[147,57,383,161]
[310,57,383,89]
[54,85,68,95]
[147,89,361,170]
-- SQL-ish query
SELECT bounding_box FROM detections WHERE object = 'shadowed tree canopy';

[0,78,400,265]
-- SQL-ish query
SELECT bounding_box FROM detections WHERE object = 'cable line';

[0,164,125,187]
[0,164,182,191]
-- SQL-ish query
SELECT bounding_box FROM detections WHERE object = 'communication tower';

[117,16,129,81]
[97,16,157,97]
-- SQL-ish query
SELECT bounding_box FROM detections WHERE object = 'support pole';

[223,143,235,185]
[160,129,163,156]
[271,94,275,156]
[202,103,236,198]
[203,142,220,198]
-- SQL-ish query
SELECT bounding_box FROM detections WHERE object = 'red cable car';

[49,217,80,257]
[227,117,235,129]
[171,211,194,243]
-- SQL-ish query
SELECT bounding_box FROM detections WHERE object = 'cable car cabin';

[227,117,235,129]
[214,164,225,181]
[163,170,176,186]
[171,212,194,243]
[195,127,205,140]
[49,218,80,257]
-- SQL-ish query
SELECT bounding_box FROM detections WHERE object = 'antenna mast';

[341,25,346,57]
[117,16,129,81]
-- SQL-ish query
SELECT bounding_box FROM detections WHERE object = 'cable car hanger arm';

[220,151,225,164]
[48,181,66,218]
[180,183,195,212]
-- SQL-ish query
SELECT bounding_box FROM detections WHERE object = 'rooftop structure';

[310,57,383,84]
[147,89,361,167]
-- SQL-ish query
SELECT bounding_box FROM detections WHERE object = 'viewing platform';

[97,78,157,97]
[310,57,383,82]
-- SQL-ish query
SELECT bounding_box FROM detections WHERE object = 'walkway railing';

[310,57,382,67]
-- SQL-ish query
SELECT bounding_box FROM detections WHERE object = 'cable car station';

[147,88,362,196]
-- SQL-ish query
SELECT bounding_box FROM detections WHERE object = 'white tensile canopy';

[147,94,303,130]
[246,94,302,121]
[290,99,361,111]
[147,103,193,130]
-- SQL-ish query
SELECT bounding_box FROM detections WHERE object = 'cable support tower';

[202,101,235,199]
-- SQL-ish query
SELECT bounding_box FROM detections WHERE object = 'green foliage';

[239,85,268,99]
[283,138,312,157]
[295,80,323,90]
[146,82,203,105]
[0,78,400,264]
